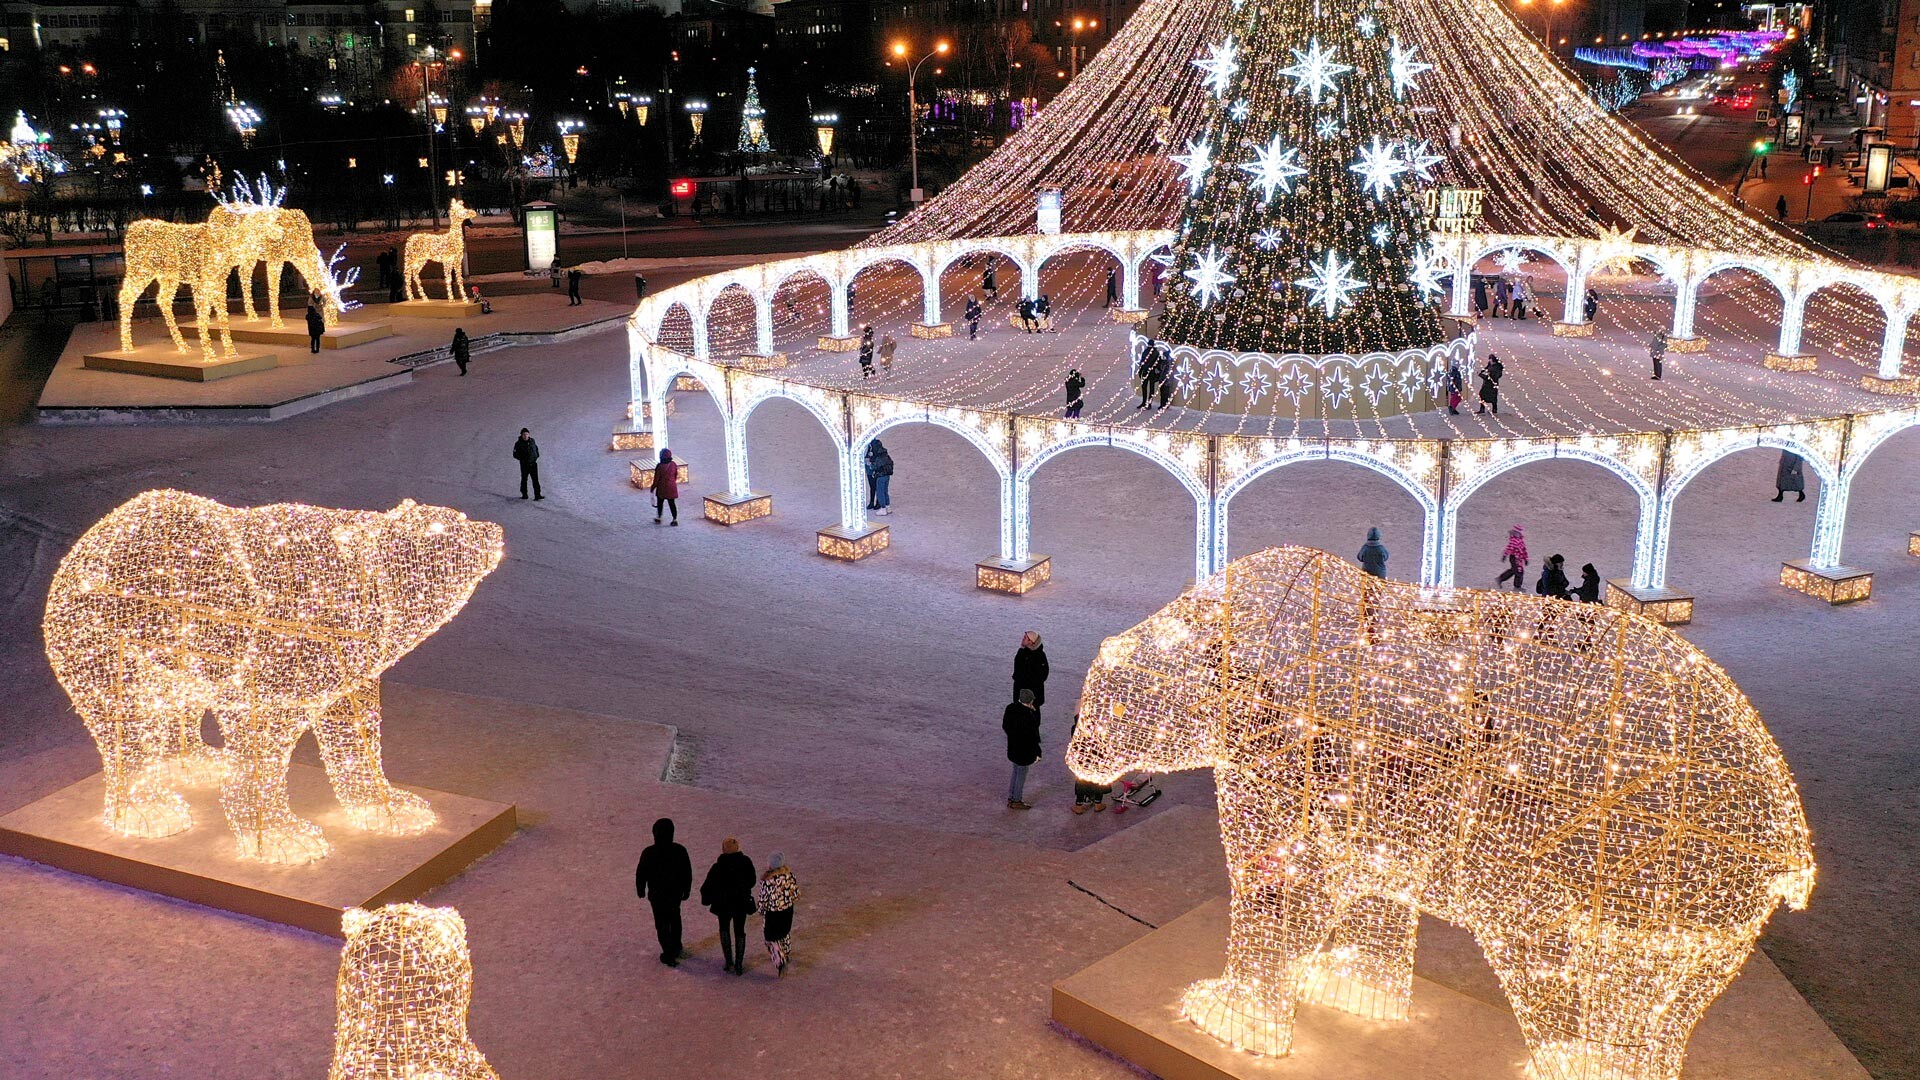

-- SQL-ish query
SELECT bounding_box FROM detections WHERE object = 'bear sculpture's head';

[334,501,504,669]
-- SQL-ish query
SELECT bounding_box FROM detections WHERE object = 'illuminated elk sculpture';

[210,174,347,330]
[1067,547,1815,1080]
[44,490,504,863]
[405,199,479,302]
[118,210,283,359]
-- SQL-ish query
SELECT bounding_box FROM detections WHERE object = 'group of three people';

[636,818,802,976]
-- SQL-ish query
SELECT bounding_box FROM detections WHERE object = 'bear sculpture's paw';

[234,815,332,864]
[1296,949,1412,1021]
[105,789,193,839]
[342,786,437,836]
[1180,976,1296,1057]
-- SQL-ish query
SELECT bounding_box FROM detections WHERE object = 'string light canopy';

[331,904,499,1080]
[43,491,504,863]
[1066,546,1815,1080]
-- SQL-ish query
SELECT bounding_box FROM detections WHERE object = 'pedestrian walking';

[1017,297,1037,333]
[754,855,800,975]
[1572,562,1602,603]
[1476,354,1504,415]
[1138,340,1163,408]
[1446,363,1464,414]
[1760,154,1769,179]
[1013,630,1049,715]
[1064,368,1086,419]
[1649,331,1666,381]
[1536,553,1570,599]
[635,272,649,300]
[1776,195,1788,221]
[865,439,894,515]
[965,295,982,341]
[700,838,757,976]
[1004,689,1042,810]
[1472,276,1489,315]
[1156,358,1175,409]
[451,327,470,375]
[1772,450,1806,502]
[1583,290,1599,323]
[858,326,875,378]
[305,299,325,353]
[636,817,693,967]
[1494,278,1511,318]
[1496,525,1528,591]
[983,257,998,301]
[567,267,583,305]
[1357,527,1389,578]
[1105,266,1118,308]
[878,333,898,376]
[653,448,681,524]
[513,428,544,500]
[1511,281,1528,320]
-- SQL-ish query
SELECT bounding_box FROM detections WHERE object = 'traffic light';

[1754,139,1772,154]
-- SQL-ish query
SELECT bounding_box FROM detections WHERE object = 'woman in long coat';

[700,838,758,975]
[653,448,681,525]
[1772,450,1806,503]
[756,854,801,975]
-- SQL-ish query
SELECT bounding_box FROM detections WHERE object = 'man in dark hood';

[636,817,693,966]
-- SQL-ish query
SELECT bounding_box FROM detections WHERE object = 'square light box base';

[977,555,1052,595]
[193,321,395,349]
[629,461,691,490]
[911,322,952,339]
[0,764,515,937]
[387,299,484,318]
[1052,898,1868,1080]
[1605,580,1695,625]
[818,335,860,352]
[703,491,772,525]
[817,522,889,560]
[1764,352,1817,372]
[1862,374,1920,395]
[1667,335,1708,353]
[83,347,278,382]
[1551,321,1595,338]
[1780,560,1872,604]
[610,424,654,452]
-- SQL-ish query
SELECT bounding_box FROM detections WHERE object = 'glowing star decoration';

[1320,368,1355,407]
[1229,100,1252,123]
[1254,227,1285,251]
[1194,36,1241,101]
[1171,136,1215,195]
[119,212,285,358]
[210,174,344,330]
[1280,39,1353,106]
[1296,249,1367,317]
[43,491,504,862]
[1239,136,1308,204]
[404,199,480,302]
[1496,247,1530,275]
[1409,246,1448,297]
[1400,138,1444,181]
[1356,14,1378,37]
[1066,548,1814,1080]
[1315,116,1342,140]
[1185,244,1237,309]
[1388,38,1433,100]
[331,905,499,1080]
[1349,135,1408,201]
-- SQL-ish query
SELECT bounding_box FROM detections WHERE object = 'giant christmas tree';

[1157,0,1450,357]
[737,66,774,154]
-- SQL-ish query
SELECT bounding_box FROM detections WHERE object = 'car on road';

[1804,211,1891,239]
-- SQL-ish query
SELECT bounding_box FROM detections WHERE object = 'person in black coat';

[1535,553,1570,599]
[1004,689,1041,810]
[1138,340,1163,408]
[513,428,543,500]
[566,267,583,305]
[700,838,758,975]
[1572,562,1602,603]
[858,325,876,378]
[1476,355,1504,415]
[305,299,326,353]
[1064,369,1086,419]
[451,327,470,375]
[636,817,693,966]
[1017,297,1037,333]
[1772,450,1806,502]
[1013,630,1048,716]
[965,295,982,341]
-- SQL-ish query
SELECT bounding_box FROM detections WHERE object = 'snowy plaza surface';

[1,269,1917,1078]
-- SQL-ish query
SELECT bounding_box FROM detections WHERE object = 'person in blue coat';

[1357,527,1389,578]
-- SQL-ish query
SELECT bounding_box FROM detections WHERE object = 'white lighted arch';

[1465,239,1578,282]
[1650,433,1841,587]
[1786,277,1890,359]
[732,382,858,524]
[936,244,1038,301]
[1215,449,1442,586]
[1439,446,1658,591]
[845,254,938,327]
[851,411,1015,551]
[1014,433,1212,582]
[1677,259,1793,340]
[644,350,732,458]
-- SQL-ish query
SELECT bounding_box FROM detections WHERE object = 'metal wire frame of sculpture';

[117,211,284,358]
[405,199,480,302]
[1066,547,1815,1080]
[331,904,500,1080]
[43,490,504,863]
[210,173,346,330]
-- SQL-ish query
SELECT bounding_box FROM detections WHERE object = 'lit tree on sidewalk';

[737,65,774,154]
[1158,0,1450,357]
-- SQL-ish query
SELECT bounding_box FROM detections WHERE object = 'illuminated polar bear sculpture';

[331,904,499,1080]
[1067,547,1815,1080]
[44,490,504,864]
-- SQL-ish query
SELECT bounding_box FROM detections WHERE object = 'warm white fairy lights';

[405,199,480,303]
[330,904,499,1080]
[1170,136,1214,194]
[210,174,343,330]
[1066,547,1816,1078]
[1194,36,1241,100]
[43,491,503,862]
[119,212,285,357]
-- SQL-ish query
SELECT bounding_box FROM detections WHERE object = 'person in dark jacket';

[653,448,680,524]
[1004,689,1041,810]
[1035,293,1053,331]
[1017,297,1037,333]
[1445,363,1464,414]
[1476,354,1504,415]
[566,267,583,305]
[965,295,983,341]
[1772,450,1806,502]
[1069,712,1111,813]
[1649,332,1667,381]
[305,300,325,353]
[1064,369,1086,419]
[865,439,894,516]
[858,325,875,378]
[513,428,543,500]
[1357,527,1389,578]
[982,257,998,301]
[1138,340,1163,408]
[636,817,693,966]
[1536,553,1570,599]
[451,327,470,375]
[1012,630,1048,716]
[1105,266,1118,308]
[634,272,648,300]
[700,837,757,975]
[1572,562,1602,603]
[1583,291,1599,323]
[1156,357,1176,409]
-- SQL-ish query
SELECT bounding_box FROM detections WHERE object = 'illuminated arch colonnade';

[627,229,1920,612]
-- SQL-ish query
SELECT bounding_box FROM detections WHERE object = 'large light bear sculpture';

[1067,547,1815,1080]
[44,490,504,864]
[331,904,499,1080]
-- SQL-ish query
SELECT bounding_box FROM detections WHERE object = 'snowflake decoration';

[1360,364,1393,407]
[1357,14,1378,37]
[1408,246,1449,297]
[1320,369,1355,408]
[1194,36,1241,101]
[1239,135,1307,204]
[1171,135,1214,194]
[1401,138,1444,181]
[1185,244,1237,309]
[1371,223,1393,246]
[1280,39,1352,106]
[1315,116,1342,140]
[1276,368,1314,404]
[1238,367,1273,407]
[1388,38,1433,100]
[1349,135,1408,201]
[1254,227,1285,251]
[1295,248,1368,317]
[1496,247,1530,275]
[1228,99,1252,123]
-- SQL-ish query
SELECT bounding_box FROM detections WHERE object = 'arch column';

[1767,289,1814,365]
[1418,506,1446,588]
[920,267,943,327]
[829,280,851,339]
[1562,269,1590,324]
[1122,258,1145,312]
[1781,469,1872,603]
[691,310,712,360]
[1808,474,1852,569]
[1020,263,1040,302]
[1671,277,1701,341]
[1875,304,1916,381]
[753,295,775,357]
[1448,264,1473,318]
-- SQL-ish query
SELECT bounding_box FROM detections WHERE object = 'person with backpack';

[1535,553,1570,599]
[865,439,895,516]
[653,448,680,525]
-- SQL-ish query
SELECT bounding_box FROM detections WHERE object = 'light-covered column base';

[911,322,952,339]
[610,426,654,452]
[976,555,1052,595]
[1780,560,1872,604]
[702,491,773,525]
[672,375,704,392]
[621,397,676,422]
[1764,352,1817,372]
[1007,311,1055,331]
[1909,531,1920,557]
[817,523,890,560]
[1111,308,1149,324]
[738,352,790,371]
[628,461,691,489]
[1605,580,1695,625]
[1666,335,1708,354]
[818,335,861,352]
[1551,321,1594,338]
[1862,373,1920,395]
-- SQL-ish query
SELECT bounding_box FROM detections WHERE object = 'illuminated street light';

[891,39,950,204]
[634,94,654,126]
[685,99,708,148]
[225,101,262,146]
[557,118,585,164]
[812,112,839,157]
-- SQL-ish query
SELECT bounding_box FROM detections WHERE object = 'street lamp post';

[1067,18,1097,79]
[891,39,950,205]
[1517,0,1565,56]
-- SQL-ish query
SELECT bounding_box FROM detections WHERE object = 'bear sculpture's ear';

[341,907,374,938]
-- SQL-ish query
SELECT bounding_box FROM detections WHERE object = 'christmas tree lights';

[1067,547,1816,1079]
[331,904,499,1080]
[43,491,504,862]
[737,66,773,154]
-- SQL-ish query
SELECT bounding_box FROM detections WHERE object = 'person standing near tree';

[1003,689,1042,810]
[1357,527,1389,578]
[965,295,983,340]
[513,428,543,500]
[451,327,470,375]
[1649,331,1667,381]
[1156,356,1176,409]
[636,817,693,967]
[1064,368,1086,419]
[700,838,757,976]
[1496,525,1529,591]
[1772,449,1806,502]
[1476,354,1504,415]
[1138,340,1163,408]
[1445,362,1464,415]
